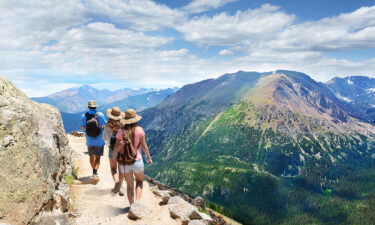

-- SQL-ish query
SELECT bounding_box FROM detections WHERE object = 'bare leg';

[109,158,119,183]
[89,155,95,170]
[134,171,144,203]
[124,172,135,204]
[118,172,125,195]
[94,155,101,170]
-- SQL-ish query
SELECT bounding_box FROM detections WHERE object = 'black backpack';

[85,112,101,137]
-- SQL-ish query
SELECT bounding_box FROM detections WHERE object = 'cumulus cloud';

[82,0,186,31]
[177,4,295,46]
[183,0,237,13]
[219,49,234,55]
[0,0,374,97]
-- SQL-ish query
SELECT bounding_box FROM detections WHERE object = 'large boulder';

[0,78,72,224]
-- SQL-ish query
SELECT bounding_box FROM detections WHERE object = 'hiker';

[80,100,107,179]
[104,106,123,195]
[114,109,152,205]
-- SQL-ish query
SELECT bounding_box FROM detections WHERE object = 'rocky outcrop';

[0,78,73,224]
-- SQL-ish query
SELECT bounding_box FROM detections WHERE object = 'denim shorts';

[119,158,144,174]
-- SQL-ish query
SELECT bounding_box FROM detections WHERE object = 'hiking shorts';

[119,158,144,174]
[88,146,104,156]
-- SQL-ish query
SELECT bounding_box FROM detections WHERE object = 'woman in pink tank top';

[114,109,153,205]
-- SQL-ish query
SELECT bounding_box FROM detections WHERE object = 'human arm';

[140,135,152,165]
[80,113,86,131]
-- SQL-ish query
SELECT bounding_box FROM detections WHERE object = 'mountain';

[32,85,157,113]
[99,88,179,112]
[60,88,178,132]
[326,76,375,123]
[139,70,375,224]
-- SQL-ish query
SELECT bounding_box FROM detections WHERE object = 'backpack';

[85,112,101,137]
[116,129,139,165]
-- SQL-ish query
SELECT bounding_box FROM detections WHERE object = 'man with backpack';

[80,100,107,179]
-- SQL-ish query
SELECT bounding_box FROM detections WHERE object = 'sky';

[1,0,375,97]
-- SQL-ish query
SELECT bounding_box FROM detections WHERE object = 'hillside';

[326,76,375,123]
[139,70,375,224]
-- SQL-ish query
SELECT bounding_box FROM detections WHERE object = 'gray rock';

[194,196,205,208]
[168,196,188,205]
[189,220,206,225]
[128,203,152,220]
[168,202,195,219]
[0,78,72,224]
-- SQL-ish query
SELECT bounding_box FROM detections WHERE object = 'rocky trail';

[69,135,225,225]
[69,135,180,225]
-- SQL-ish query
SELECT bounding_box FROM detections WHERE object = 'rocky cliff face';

[0,78,73,224]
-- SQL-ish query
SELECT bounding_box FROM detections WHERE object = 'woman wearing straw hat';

[104,107,124,195]
[114,108,153,205]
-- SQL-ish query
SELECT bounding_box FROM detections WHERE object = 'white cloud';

[177,4,295,46]
[270,6,375,51]
[219,49,234,55]
[183,0,237,13]
[0,1,374,97]
[83,0,186,31]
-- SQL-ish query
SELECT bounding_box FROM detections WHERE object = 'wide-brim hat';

[106,106,124,120]
[88,100,98,108]
[120,108,142,125]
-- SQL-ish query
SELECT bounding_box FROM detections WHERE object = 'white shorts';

[119,158,144,174]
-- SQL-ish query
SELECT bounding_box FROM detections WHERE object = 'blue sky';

[1,0,374,97]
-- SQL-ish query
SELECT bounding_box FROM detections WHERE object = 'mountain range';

[31,70,375,224]
[32,85,178,132]
[138,70,375,224]
[31,85,162,113]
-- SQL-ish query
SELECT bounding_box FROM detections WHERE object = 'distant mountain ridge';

[32,85,161,113]
[326,76,375,123]
[139,70,375,224]
[45,87,179,132]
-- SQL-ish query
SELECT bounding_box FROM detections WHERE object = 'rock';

[153,190,171,204]
[128,203,152,220]
[194,196,205,208]
[189,220,206,225]
[169,196,188,205]
[0,78,72,224]
[190,211,212,222]
[168,202,195,219]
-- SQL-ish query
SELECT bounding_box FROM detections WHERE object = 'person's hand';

[147,156,153,165]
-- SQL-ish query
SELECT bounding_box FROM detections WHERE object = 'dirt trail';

[69,135,179,225]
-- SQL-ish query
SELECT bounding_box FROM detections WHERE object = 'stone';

[189,220,206,225]
[168,203,195,219]
[194,196,205,208]
[0,78,72,224]
[168,196,188,205]
[153,190,171,204]
[128,203,152,220]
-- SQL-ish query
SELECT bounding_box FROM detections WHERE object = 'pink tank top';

[116,126,145,160]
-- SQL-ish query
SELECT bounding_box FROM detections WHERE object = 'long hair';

[106,119,121,132]
[123,122,138,146]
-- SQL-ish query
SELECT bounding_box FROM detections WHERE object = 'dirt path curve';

[68,135,179,225]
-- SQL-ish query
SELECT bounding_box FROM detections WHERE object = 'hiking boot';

[92,174,99,180]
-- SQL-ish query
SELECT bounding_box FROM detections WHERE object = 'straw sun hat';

[120,108,142,125]
[106,106,124,120]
